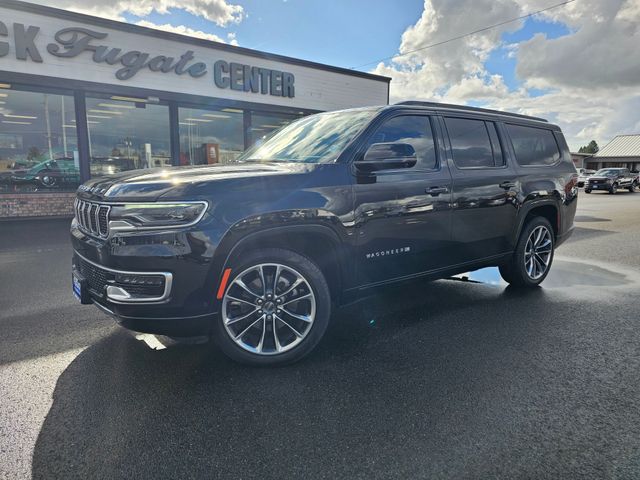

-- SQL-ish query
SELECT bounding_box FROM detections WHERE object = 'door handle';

[426,186,449,196]
[499,181,516,189]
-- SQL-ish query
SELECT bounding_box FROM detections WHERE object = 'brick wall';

[0,193,76,218]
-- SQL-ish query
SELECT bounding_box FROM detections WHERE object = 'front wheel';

[629,182,637,193]
[609,184,617,194]
[39,173,58,188]
[584,189,591,194]
[499,217,555,288]
[213,248,331,366]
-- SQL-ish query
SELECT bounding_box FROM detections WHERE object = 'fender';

[207,212,353,311]
[512,195,561,246]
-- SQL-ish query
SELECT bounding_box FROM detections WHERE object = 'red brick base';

[0,192,76,218]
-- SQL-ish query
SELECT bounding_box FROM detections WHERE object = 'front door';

[353,113,453,286]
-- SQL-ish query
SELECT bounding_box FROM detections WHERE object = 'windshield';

[27,160,56,174]
[237,108,378,163]
[595,169,621,176]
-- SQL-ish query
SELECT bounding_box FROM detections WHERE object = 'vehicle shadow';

[30,279,603,479]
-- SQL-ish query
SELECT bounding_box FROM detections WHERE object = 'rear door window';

[444,117,503,168]
[506,124,561,166]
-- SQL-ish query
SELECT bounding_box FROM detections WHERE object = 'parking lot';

[1,192,640,479]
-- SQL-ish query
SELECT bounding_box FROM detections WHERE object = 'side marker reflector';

[216,268,232,300]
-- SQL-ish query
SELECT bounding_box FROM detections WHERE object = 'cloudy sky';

[32,0,640,150]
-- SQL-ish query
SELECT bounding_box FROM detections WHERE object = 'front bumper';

[71,219,223,336]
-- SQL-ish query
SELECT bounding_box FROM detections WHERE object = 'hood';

[588,175,614,181]
[76,162,320,201]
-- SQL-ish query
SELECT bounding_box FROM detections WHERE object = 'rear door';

[620,169,633,187]
[353,111,453,286]
[440,115,519,264]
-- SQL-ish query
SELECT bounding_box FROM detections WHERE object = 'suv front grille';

[74,198,110,237]
[76,255,111,297]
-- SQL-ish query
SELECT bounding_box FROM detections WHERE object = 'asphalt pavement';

[1,192,639,479]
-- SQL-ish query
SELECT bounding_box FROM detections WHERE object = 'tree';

[578,140,599,154]
[27,146,41,160]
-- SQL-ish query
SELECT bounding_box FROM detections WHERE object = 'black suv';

[71,102,578,365]
[584,168,638,194]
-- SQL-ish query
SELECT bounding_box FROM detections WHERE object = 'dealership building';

[0,0,390,218]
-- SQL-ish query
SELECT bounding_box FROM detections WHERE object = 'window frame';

[83,93,173,174]
[504,122,563,168]
[354,112,442,173]
[442,115,507,171]
[0,83,82,191]
[176,104,246,165]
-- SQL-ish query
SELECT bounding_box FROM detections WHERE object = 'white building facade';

[0,0,390,217]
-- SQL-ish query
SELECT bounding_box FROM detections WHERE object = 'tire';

[584,189,591,194]
[629,182,636,193]
[609,184,617,194]
[213,248,331,366]
[499,216,555,288]
[39,173,57,188]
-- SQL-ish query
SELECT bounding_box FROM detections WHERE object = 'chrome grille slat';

[75,198,110,238]
[98,206,110,236]
[83,201,91,230]
[89,204,98,233]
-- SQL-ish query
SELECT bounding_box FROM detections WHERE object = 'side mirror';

[355,143,417,172]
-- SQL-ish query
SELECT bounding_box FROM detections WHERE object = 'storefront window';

[249,111,300,148]
[86,96,171,176]
[0,87,78,193]
[179,107,244,164]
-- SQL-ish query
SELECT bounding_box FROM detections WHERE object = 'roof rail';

[395,101,548,123]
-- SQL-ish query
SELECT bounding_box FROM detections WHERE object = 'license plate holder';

[72,271,92,304]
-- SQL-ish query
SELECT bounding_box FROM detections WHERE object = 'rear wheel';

[213,248,331,366]
[499,216,554,288]
[584,189,591,193]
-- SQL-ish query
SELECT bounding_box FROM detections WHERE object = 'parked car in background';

[584,168,638,194]
[576,168,595,187]
[10,158,79,188]
[71,102,578,365]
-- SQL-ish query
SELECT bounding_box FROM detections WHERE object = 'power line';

[351,0,577,70]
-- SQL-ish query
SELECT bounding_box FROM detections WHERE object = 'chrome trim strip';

[93,203,100,235]
[74,198,208,237]
[74,250,173,304]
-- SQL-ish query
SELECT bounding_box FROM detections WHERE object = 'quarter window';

[506,124,561,166]
[366,115,437,169]
[444,117,501,168]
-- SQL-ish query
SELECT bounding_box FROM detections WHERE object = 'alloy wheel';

[222,263,316,355]
[524,225,552,280]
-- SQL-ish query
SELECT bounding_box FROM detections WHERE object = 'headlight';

[109,201,208,231]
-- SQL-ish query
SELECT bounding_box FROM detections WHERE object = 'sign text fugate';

[0,22,295,98]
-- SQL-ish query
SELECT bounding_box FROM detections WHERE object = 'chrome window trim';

[73,251,173,304]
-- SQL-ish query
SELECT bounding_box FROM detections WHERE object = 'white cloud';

[373,0,640,150]
[135,20,227,43]
[227,32,239,46]
[30,0,244,26]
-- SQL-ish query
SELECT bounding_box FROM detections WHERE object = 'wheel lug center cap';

[262,301,276,314]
